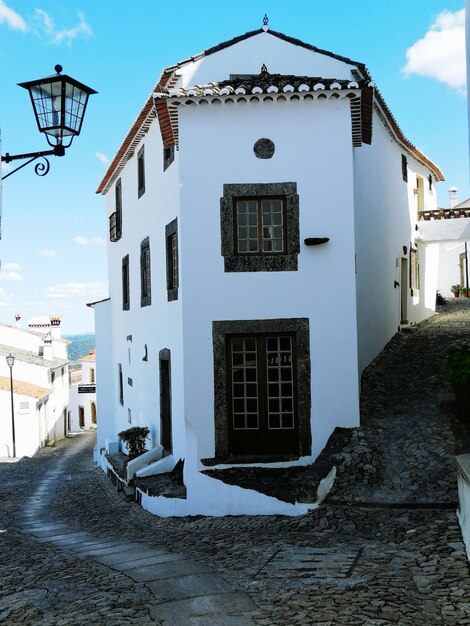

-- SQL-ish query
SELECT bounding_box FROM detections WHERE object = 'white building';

[68,350,97,432]
[432,188,470,298]
[93,24,444,515]
[0,315,69,457]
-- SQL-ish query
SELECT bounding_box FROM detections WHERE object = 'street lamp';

[1,65,97,180]
[5,353,15,458]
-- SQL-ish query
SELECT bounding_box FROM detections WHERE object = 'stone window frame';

[220,182,300,272]
[212,317,311,460]
[140,237,151,307]
[122,254,130,311]
[165,218,179,301]
[137,145,145,198]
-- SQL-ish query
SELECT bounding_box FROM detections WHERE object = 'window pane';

[245,338,256,351]
[249,240,258,252]
[247,414,259,429]
[233,399,244,413]
[238,214,247,226]
[269,414,281,429]
[248,202,257,213]
[237,201,247,213]
[248,214,257,225]
[234,414,245,429]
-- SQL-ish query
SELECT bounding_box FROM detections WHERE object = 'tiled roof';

[80,352,96,362]
[0,344,69,369]
[96,28,444,195]
[70,369,82,384]
[0,376,50,399]
[161,75,369,98]
[155,74,372,149]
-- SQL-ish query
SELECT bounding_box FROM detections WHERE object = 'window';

[235,197,285,254]
[122,254,130,310]
[401,155,408,182]
[110,178,122,242]
[220,182,300,272]
[410,247,419,295]
[140,237,151,307]
[90,368,95,383]
[428,174,433,192]
[137,146,145,198]
[118,363,124,405]
[163,146,175,171]
[165,219,178,301]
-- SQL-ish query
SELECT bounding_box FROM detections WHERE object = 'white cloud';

[73,235,106,246]
[34,9,92,46]
[403,9,466,93]
[0,0,26,31]
[37,249,58,258]
[0,270,23,281]
[47,282,107,300]
[95,152,110,165]
[2,262,22,271]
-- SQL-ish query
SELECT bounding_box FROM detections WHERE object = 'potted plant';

[118,426,150,460]
[451,284,461,298]
[463,287,470,298]
[444,342,470,418]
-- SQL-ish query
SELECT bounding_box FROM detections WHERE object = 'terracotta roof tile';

[0,376,50,399]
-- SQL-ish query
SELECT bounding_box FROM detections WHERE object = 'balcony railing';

[109,211,121,242]
[419,208,470,221]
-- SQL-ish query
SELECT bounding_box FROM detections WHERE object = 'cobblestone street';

[2,301,470,625]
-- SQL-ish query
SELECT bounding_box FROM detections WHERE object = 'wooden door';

[227,334,298,457]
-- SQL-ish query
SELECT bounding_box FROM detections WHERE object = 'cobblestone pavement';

[2,301,470,625]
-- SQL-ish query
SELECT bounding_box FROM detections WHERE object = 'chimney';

[15,313,21,328]
[50,315,61,340]
[43,333,54,361]
[449,186,459,208]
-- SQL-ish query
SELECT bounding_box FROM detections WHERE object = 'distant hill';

[65,334,95,363]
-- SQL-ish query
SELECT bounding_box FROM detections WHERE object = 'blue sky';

[0,0,467,333]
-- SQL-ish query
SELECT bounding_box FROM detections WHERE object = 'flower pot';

[454,292,460,298]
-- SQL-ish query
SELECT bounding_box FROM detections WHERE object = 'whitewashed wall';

[353,110,439,374]
[177,31,355,88]
[437,242,469,297]
[103,121,184,459]
[179,95,360,461]
[94,299,115,455]
[0,390,46,458]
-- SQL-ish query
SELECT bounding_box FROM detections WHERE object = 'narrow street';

[1,301,470,625]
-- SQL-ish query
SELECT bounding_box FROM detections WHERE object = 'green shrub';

[118,426,150,460]
[444,343,470,385]
[436,291,447,306]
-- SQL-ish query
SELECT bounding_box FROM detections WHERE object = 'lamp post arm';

[1,145,65,180]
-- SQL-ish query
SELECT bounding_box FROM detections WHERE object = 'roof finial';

[260,64,269,78]
[262,14,269,31]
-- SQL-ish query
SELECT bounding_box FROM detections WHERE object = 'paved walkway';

[1,301,470,625]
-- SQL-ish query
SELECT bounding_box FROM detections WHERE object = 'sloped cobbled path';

[1,301,470,624]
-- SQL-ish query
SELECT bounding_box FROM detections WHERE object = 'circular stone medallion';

[253,138,275,159]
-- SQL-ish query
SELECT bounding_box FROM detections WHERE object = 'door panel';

[228,334,299,457]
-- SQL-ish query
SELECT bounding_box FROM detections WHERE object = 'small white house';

[68,350,97,432]
[432,189,470,298]
[0,314,70,457]
[93,23,445,515]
